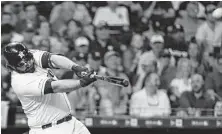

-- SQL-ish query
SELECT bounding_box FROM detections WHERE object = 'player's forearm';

[50,55,79,70]
[51,79,82,93]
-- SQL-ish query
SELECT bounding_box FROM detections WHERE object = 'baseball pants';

[29,117,91,134]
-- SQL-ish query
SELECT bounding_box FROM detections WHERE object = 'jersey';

[11,50,73,127]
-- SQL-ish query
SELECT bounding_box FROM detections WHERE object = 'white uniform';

[11,50,90,134]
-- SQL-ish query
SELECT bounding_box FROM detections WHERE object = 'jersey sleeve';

[12,78,52,97]
[31,50,52,68]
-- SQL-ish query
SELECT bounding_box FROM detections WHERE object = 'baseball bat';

[80,72,129,87]
[91,74,129,87]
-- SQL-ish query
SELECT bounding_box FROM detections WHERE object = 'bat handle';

[121,79,129,87]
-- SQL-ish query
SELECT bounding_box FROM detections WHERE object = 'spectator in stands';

[175,2,203,41]
[50,2,91,33]
[90,21,121,58]
[137,34,169,76]
[177,73,215,117]
[187,40,206,76]
[164,24,188,53]
[22,27,35,49]
[72,2,92,25]
[94,51,131,116]
[1,12,14,25]
[119,1,143,31]
[93,1,130,26]
[142,20,165,40]
[74,36,89,54]
[16,3,45,33]
[123,33,145,75]
[133,53,157,93]
[149,1,176,29]
[33,20,64,55]
[196,4,222,54]
[159,52,177,91]
[130,72,171,117]
[65,19,83,42]
[170,58,192,98]
[1,24,24,46]
[67,36,89,59]
[205,52,222,98]
[177,1,206,19]
[2,2,26,28]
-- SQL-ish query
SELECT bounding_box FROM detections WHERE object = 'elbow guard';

[44,79,54,94]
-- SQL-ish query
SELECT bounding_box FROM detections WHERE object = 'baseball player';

[3,42,96,134]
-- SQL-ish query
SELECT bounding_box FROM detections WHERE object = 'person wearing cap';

[93,51,131,116]
[75,36,89,54]
[196,4,222,55]
[138,34,169,76]
[67,36,89,60]
[90,21,121,58]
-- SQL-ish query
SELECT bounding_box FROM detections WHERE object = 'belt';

[41,114,72,129]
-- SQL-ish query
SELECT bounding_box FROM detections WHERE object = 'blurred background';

[1,1,222,134]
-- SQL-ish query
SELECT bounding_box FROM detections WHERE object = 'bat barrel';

[91,74,129,87]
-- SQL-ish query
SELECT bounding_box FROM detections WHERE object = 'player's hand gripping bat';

[81,72,129,87]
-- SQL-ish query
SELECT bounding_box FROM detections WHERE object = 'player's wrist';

[79,79,92,87]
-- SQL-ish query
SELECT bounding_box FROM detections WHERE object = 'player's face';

[16,58,35,73]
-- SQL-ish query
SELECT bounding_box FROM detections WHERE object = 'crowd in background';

[1,1,222,118]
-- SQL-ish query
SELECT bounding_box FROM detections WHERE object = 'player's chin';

[25,65,35,73]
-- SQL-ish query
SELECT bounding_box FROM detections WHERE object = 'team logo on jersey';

[18,51,25,58]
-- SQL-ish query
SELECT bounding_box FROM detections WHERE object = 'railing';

[2,105,222,129]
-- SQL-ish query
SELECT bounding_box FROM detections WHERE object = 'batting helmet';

[3,42,34,73]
